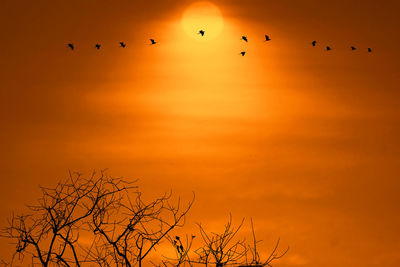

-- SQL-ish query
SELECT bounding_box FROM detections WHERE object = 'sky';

[0,0,400,266]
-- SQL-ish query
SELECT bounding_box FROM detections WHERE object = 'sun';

[181,1,224,41]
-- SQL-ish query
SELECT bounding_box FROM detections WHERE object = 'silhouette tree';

[1,171,136,266]
[1,172,194,267]
[84,188,194,267]
[157,234,196,267]
[241,218,289,267]
[1,174,287,267]
[194,215,247,267]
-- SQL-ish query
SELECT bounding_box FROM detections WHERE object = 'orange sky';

[1,0,400,266]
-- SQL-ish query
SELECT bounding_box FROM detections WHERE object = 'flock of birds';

[67,30,373,55]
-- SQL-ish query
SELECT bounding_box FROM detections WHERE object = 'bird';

[312,40,317,46]
[198,30,205,36]
[150,39,157,45]
[180,245,184,251]
[67,43,74,50]
[241,36,248,42]
[351,46,356,50]
[119,42,126,48]
[95,44,101,50]
[240,51,246,56]
[368,48,372,52]
[264,35,271,41]
[326,46,331,51]
[175,236,180,240]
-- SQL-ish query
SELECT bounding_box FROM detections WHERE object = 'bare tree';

[194,215,247,267]
[0,171,135,266]
[157,234,196,267]
[84,187,195,267]
[241,218,289,267]
[1,171,287,267]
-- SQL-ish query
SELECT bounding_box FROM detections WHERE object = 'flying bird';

[265,35,271,41]
[119,42,126,48]
[368,48,372,52]
[326,46,331,51]
[67,43,74,50]
[240,51,246,56]
[351,46,356,50]
[150,39,157,45]
[312,40,317,46]
[241,36,248,42]
[198,30,205,36]
[95,44,101,50]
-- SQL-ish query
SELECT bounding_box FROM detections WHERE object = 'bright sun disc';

[181,1,224,40]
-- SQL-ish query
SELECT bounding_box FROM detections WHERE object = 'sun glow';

[181,1,224,40]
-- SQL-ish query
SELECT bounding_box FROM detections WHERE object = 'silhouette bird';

[119,42,126,48]
[198,30,205,36]
[265,35,271,41]
[67,43,74,50]
[180,245,184,251]
[240,51,246,56]
[95,44,101,50]
[326,46,331,51]
[368,48,372,52]
[312,40,317,46]
[175,236,180,240]
[150,39,157,45]
[351,46,356,50]
[241,36,248,42]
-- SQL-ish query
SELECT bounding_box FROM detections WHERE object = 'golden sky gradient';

[1,0,400,266]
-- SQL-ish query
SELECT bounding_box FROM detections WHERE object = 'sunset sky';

[1,0,400,266]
